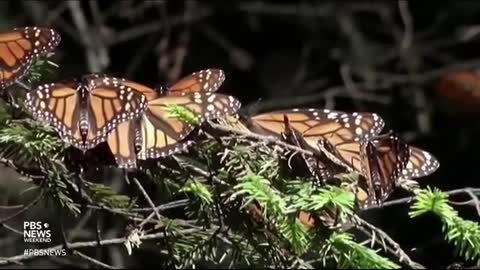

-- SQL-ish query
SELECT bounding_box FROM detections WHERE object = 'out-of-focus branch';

[67,0,109,72]
[73,250,117,269]
[198,24,254,71]
[111,7,212,45]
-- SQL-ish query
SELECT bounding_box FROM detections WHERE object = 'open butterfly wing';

[118,79,159,101]
[85,77,148,146]
[0,27,60,89]
[248,108,341,138]
[106,119,140,168]
[402,146,440,179]
[137,114,194,160]
[137,92,241,160]
[25,83,82,144]
[165,69,226,96]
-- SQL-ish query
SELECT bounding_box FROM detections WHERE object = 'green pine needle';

[86,183,133,209]
[167,105,200,125]
[232,174,287,217]
[320,232,400,269]
[25,58,59,83]
[181,179,213,205]
[409,186,480,264]
[409,187,457,221]
[287,182,355,220]
[279,217,310,255]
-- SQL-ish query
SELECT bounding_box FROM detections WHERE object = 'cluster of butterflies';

[0,26,241,168]
[222,108,440,208]
[0,26,440,209]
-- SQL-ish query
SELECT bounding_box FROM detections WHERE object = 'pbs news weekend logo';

[24,221,51,243]
[23,221,67,257]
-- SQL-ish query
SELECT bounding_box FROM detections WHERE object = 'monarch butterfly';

[105,71,239,168]
[319,133,440,207]
[0,26,61,89]
[223,108,409,206]
[357,133,411,206]
[24,75,148,151]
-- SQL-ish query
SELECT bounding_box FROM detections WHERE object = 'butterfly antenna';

[240,97,263,116]
[123,168,131,185]
[287,151,298,170]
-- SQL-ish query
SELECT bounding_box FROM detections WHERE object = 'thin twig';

[131,177,163,227]
[363,187,480,212]
[208,121,316,158]
[111,7,212,45]
[67,0,108,72]
[73,250,117,269]
[1,223,23,235]
[0,204,24,210]
[0,189,44,223]
[354,216,425,269]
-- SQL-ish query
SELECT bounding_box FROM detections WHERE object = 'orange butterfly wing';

[165,69,225,96]
[0,27,60,89]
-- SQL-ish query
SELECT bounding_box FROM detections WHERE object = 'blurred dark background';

[1,0,480,268]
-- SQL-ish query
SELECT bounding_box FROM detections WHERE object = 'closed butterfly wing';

[163,69,226,96]
[359,133,410,206]
[402,146,440,179]
[0,27,60,89]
